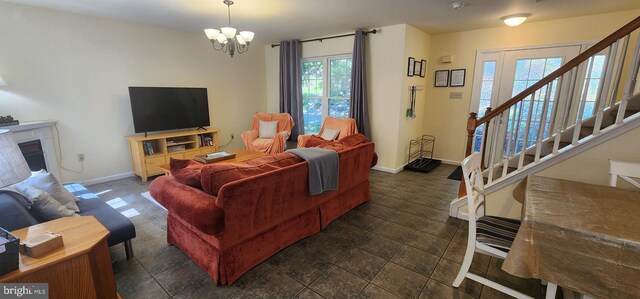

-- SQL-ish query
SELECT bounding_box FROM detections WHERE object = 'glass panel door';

[494,46,580,161]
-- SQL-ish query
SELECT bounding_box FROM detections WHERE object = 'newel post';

[480,107,491,170]
[465,112,477,157]
[460,112,477,198]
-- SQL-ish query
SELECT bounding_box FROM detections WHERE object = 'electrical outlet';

[230,133,235,139]
[77,153,85,162]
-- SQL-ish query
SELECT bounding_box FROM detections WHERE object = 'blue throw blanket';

[286,148,339,196]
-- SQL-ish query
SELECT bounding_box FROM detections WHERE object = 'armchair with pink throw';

[241,112,295,154]
[297,116,358,148]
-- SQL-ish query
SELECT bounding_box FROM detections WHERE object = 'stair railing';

[461,17,640,194]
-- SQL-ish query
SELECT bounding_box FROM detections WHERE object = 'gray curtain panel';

[349,30,371,138]
[279,40,303,139]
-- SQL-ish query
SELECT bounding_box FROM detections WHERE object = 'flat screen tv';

[128,87,210,134]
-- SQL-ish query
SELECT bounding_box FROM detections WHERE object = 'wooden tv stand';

[126,129,219,182]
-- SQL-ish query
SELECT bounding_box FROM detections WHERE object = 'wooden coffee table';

[159,149,266,176]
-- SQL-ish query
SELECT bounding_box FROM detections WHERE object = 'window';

[301,55,352,134]
[473,61,497,152]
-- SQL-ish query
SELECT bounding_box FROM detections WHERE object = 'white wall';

[264,24,428,172]
[0,2,266,183]
[396,25,431,168]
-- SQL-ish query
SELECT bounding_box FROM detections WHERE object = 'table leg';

[546,283,557,299]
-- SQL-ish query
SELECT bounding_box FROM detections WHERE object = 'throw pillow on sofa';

[170,158,203,188]
[14,184,77,222]
[259,120,279,138]
[16,170,80,213]
[200,153,303,196]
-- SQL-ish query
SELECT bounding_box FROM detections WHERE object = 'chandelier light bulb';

[236,35,246,45]
[204,28,220,40]
[221,27,237,39]
[501,13,530,27]
[216,33,227,43]
[239,31,254,43]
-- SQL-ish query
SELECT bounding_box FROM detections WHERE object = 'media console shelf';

[126,129,219,182]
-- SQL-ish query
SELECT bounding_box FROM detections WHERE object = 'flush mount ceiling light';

[501,13,531,26]
[204,0,255,58]
[451,1,466,9]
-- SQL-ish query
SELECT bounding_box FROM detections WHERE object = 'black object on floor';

[404,158,441,173]
[447,166,463,181]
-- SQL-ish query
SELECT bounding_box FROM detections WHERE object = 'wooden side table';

[0,216,118,299]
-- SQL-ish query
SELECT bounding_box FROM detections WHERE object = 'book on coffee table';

[194,151,236,164]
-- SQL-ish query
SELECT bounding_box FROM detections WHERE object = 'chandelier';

[204,0,255,58]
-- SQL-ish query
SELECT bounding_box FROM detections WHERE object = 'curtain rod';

[270,29,377,48]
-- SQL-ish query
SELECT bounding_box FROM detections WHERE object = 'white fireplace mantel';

[4,120,61,180]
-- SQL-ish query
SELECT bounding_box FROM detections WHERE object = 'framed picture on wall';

[434,70,449,87]
[420,59,427,78]
[450,69,466,87]
[413,60,422,76]
[407,57,415,77]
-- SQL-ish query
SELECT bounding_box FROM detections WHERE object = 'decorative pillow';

[16,170,80,213]
[304,135,331,148]
[259,120,279,138]
[320,128,340,140]
[338,133,369,147]
[200,153,303,196]
[14,184,76,222]
[170,158,204,189]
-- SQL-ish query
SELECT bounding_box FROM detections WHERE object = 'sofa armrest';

[149,176,225,236]
[241,130,259,151]
[297,134,312,148]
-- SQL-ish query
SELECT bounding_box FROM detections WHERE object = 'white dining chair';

[452,153,535,299]
[609,160,640,189]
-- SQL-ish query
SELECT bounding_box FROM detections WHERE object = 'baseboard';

[436,158,461,165]
[371,165,405,173]
[80,171,134,186]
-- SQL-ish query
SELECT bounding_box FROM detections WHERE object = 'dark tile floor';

[91,164,547,299]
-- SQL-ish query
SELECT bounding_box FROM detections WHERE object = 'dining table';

[502,175,640,299]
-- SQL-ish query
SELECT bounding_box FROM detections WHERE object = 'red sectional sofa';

[149,137,375,285]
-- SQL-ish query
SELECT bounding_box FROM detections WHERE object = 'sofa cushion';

[14,184,77,222]
[16,170,80,212]
[77,198,136,246]
[0,191,39,231]
[171,159,203,188]
[201,153,303,196]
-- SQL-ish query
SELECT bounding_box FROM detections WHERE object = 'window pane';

[483,61,496,80]
[302,97,322,134]
[330,58,352,98]
[302,61,323,97]
[329,99,350,118]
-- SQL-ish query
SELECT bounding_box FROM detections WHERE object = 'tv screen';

[128,87,210,133]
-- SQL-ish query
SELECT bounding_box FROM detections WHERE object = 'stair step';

[546,140,571,149]
[525,154,535,164]
[609,109,639,119]
[579,126,594,139]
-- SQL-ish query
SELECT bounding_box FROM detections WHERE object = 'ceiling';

[5,0,640,43]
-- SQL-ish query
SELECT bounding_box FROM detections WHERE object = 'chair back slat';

[461,153,486,224]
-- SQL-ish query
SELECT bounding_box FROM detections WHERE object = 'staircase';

[450,17,640,219]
